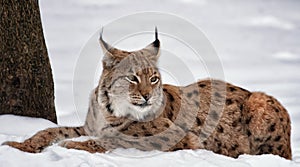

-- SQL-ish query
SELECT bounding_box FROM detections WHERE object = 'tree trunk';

[0,0,57,123]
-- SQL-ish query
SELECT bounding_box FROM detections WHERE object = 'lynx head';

[98,28,164,120]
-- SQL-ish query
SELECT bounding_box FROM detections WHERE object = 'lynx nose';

[142,93,151,101]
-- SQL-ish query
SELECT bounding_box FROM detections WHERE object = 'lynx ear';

[99,28,129,69]
[139,27,160,61]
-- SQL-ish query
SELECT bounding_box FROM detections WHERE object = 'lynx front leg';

[3,141,42,153]
[3,128,63,153]
[2,126,85,153]
[60,140,107,153]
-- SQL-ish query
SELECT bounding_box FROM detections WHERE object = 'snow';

[1,0,300,166]
[0,115,298,167]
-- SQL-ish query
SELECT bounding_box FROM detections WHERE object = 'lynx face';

[99,30,164,120]
[108,53,163,120]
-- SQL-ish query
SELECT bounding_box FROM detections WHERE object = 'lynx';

[3,28,292,159]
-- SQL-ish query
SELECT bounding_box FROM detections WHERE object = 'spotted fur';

[3,29,292,159]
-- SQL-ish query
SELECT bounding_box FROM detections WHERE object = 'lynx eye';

[126,75,139,84]
[150,76,159,84]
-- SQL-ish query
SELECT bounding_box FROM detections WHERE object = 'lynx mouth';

[132,102,150,108]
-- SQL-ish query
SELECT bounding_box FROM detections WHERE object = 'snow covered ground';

[1,0,300,166]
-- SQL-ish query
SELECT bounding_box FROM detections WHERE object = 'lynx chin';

[3,28,292,159]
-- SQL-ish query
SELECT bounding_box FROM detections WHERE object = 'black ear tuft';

[100,27,104,39]
[99,27,111,51]
[153,26,160,48]
[155,26,158,40]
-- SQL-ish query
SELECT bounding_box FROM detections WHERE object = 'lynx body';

[3,29,292,159]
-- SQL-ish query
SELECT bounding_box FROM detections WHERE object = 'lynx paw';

[2,141,42,153]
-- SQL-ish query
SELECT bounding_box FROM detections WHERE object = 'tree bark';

[0,0,57,123]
